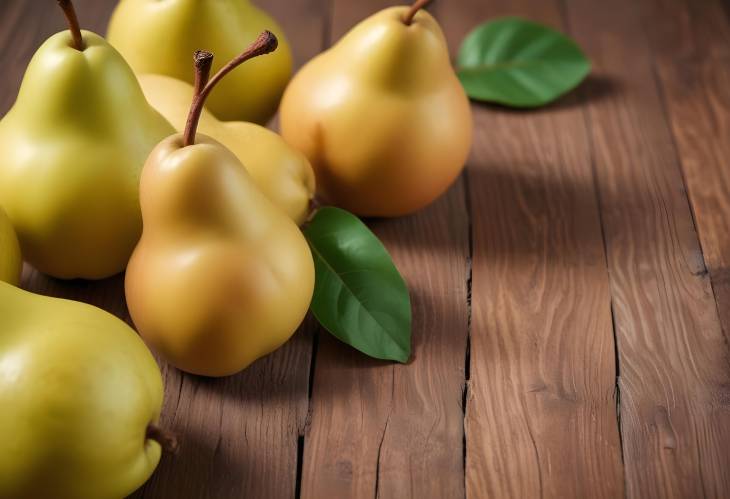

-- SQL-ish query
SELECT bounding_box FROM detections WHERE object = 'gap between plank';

[374,367,395,499]
[557,0,628,492]
[294,0,335,494]
[295,435,305,499]
[461,167,474,499]
[646,46,709,278]
[321,0,334,52]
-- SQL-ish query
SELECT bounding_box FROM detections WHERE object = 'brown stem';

[193,50,214,97]
[183,51,214,144]
[146,423,178,454]
[57,0,85,50]
[402,0,432,25]
[303,197,323,224]
[183,31,278,147]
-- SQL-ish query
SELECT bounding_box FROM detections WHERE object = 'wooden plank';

[643,0,730,354]
[298,2,471,498]
[0,1,324,497]
[437,1,625,498]
[300,191,470,499]
[267,0,329,71]
[640,0,730,61]
[563,0,730,496]
[643,0,730,496]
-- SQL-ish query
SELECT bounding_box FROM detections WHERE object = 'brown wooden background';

[3,0,730,497]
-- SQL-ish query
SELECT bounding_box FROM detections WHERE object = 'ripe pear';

[0,0,174,280]
[0,281,167,499]
[126,34,315,377]
[137,73,315,225]
[108,0,293,124]
[0,207,22,286]
[280,1,473,217]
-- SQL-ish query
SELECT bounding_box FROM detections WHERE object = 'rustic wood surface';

[1,0,729,497]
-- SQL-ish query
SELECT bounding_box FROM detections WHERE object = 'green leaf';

[457,17,591,107]
[303,207,412,363]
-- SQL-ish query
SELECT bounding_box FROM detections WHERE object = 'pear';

[0,281,169,499]
[108,0,293,125]
[0,0,175,280]
[126,33,315,377]
[280,0,473,217]
[0,207,22,286]
[137,73,315,225]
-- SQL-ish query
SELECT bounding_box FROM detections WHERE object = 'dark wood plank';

[642,0,730,496]
[301,191,470,499]
[437,1,625,498]
[644,0,730,353]
[299,2,471,498]
[563,0,730,496]
[0,1,325,497]
[267,0,330,71]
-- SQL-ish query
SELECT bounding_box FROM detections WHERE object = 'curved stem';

[146,423,178,454]
[183,31,278,147]
[402,0,432,25]
[57,0,85,50]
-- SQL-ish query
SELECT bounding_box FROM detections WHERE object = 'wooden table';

[3,0,730,497]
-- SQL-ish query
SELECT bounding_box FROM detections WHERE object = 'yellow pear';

[107,0,293,124]
[0,0,174,279]
[0,207,22,286]
[0,281,169,499]
[280,1,473,217]
[138,73,315,225]
[126,33,315,377]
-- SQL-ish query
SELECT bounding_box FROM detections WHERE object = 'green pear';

[0,0,175,280]
[0,281,167,499]
[108,0,293,124]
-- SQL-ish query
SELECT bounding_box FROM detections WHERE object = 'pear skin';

[0,30,175,279]
[108,0,293,124]
[0,281,165,499]
[0,207,22,286]
[126,134,314,376]
[280,6,473,217]
[137,74,315,225]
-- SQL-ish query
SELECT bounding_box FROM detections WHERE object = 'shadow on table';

[21,266,131,322]
[129,325,314,498]
[131,427,257,499]
[468,74,622,114]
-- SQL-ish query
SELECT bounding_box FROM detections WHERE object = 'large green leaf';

[457,17,591,107]
[303,207,411,363]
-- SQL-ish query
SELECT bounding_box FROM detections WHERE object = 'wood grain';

[644,0,730,347]
[564,0,730,496]
[438,1,625,498]
[298,2,471,498]
[3,0,730,497]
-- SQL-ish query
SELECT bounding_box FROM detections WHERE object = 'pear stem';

[402,0,432,25]
[182,31,279,147]
[146,424,178,454]
[57,0,85,51]
[193,50,214,97]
